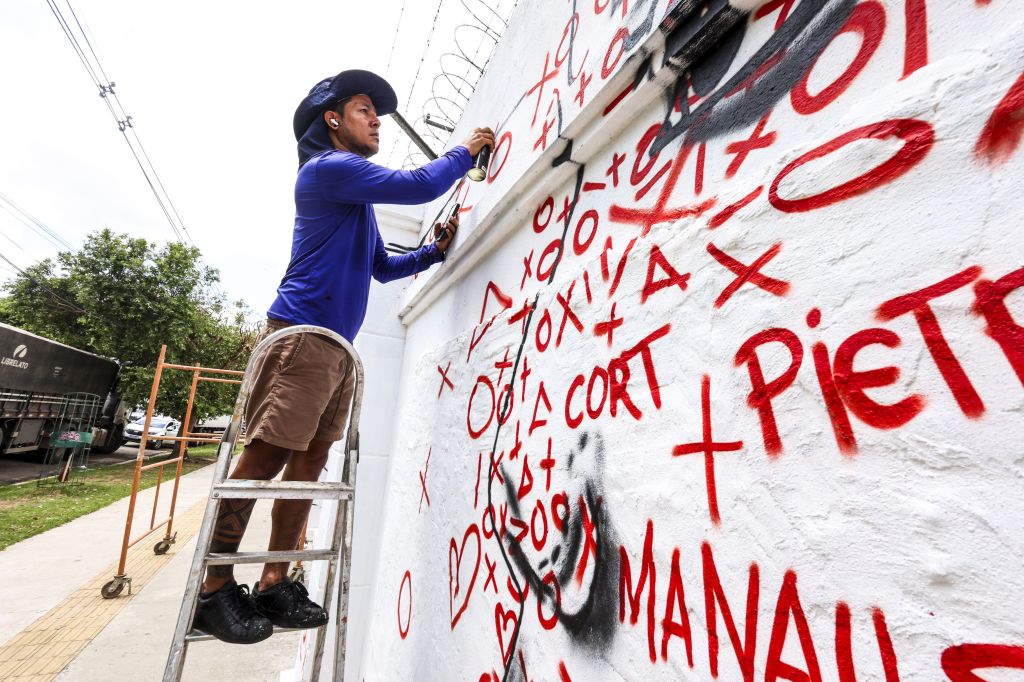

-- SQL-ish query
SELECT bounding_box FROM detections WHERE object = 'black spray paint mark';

[502,432,620,654]
[653,0,858,153]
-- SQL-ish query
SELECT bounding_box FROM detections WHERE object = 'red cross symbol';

[418,448,432,513]
[539,438,555,491]
[519,354,531,401]
[609,143,717,237]
[555,281,583,347]
[707,242,790,308]
[436,362,454,399]
[484,553,498,594]
[528,51,560,127]
[574,68,594,107]
[593,302,624,347]
[509,298,532,336]
[556,194,574,226]
[606,152,626,187]
[495,347,513,387]
[521,250,534,289]
[534,114,557,152]
[489,451,505,485]
[725,112,777,179]
[672,376,742,525]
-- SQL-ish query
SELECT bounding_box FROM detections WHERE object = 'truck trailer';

[0,322,128,456]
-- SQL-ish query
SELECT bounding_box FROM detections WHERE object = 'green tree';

[0,229,260,435]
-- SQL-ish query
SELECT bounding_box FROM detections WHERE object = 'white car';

[123,416,180,450]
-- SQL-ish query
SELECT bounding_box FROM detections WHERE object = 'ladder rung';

[212,480,353,500]
[185,625,307,643]
[205,549,336,565]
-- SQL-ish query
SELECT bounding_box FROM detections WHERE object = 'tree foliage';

[0,229,260,428]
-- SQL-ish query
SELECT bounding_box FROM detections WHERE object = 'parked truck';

[0,322,128,456]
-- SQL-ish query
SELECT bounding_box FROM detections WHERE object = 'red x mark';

[593,303,624,347]
[609,143,717,237]
[534,114,556,152]
[725,112,777,179]
[672,376,742,525]
[418,448,432,513]
[490,451,505,485]
[484,553,498,594]
[521,250,534,289]
[555,281,583,347]
[539,438,555,491]
[606,152,626,187]
[556,194,574,226]
[707,242,790,308]
[528,51,560,127]
[436,362,454,399]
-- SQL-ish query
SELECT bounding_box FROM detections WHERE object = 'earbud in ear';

[330,119,339,127]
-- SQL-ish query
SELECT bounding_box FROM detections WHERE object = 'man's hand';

[462,127,496,157]
[434,213,459,255]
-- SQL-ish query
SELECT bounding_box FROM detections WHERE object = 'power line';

[0,251,87,314]
[0,226,38,261]
[406,0,447,112]
[43,0,194,246]
[0,191,73,251]
[384,0,409,78]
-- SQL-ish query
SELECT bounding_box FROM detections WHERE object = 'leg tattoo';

[207,498,257,579]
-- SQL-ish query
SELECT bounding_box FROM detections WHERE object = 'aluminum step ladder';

[163,325,363,682]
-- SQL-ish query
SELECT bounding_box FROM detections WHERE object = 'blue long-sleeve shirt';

[268,146,472,341]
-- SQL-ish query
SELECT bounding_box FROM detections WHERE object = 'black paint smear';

[553,138,576,168]
[504,432,620,654]
[689,12,747,97]
[625,0,660,50]
[652,0,857,153]
[567,0,580,87]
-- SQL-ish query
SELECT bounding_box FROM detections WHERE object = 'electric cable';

[484,167,585,682]
[0,191,73,251]
[384,0,409,78]
[0,251,88,314]
[43,0,193,246]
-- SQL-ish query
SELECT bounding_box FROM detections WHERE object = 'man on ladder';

[192,69,495,644]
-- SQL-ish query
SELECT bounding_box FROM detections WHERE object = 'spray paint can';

[467,144,491,182]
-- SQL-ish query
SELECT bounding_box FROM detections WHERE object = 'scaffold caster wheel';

[289,566,306,586]
[101,577,127,599]
[154,539,172,555]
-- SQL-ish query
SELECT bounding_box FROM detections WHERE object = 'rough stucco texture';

[362,0,1024,680]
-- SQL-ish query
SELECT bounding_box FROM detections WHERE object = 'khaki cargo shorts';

[244,318,355,451]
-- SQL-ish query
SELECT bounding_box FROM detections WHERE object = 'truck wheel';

[92,425,126,455]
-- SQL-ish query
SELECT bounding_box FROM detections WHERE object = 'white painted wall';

[358,1,1024,679]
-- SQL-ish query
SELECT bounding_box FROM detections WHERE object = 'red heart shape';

[494,602,518,667]
[449,523,481,629]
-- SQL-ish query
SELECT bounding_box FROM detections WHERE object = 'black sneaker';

[191,581,273,644]
[253,577,329,629]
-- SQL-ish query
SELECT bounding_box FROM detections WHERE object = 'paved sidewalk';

[0,463,304,681]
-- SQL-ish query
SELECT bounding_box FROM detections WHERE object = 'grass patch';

[0,444,226,551]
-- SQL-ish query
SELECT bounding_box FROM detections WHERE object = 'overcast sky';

[0,0,517,317]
